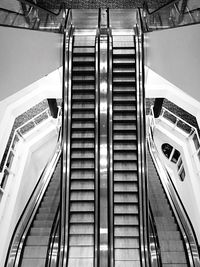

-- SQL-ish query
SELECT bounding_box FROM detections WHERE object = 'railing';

[142,0,200,31]
[147,125,200,266]
[0,1,66,32]
[149,205,162,267]
[0,108,60,201]
[135,16,150,267]
[149,106,200,174]
[59,8,72,267]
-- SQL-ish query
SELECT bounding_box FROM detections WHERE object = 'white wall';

[145,24,200,102]
[0,26,63,101]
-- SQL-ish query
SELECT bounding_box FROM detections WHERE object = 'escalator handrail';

[46,207,60,267]
[149,204,162,267]
[5,141,61,267]
[59,9,73,267]
[108,24,114,267]
[148,126,200,267]
[94,19,100,267]
[135,23,150,267]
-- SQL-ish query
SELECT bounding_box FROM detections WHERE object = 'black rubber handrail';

[149,205,162,267]
[46,207,60,267]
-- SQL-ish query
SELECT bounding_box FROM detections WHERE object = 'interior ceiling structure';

[35,0,172,9]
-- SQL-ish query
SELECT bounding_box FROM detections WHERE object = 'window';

[179,167,186,181]
[171,149,180,163]
[161,143,185,182]
[162,143,173,159]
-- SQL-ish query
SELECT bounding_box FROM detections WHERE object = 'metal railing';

[59,8,72,267]
[135,17,150,267]
[147,125,200,266]
[149,106,200,174]
[0,108,59,201]
[142,0,200,31]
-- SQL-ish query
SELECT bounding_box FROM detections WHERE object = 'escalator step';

[67,258,93,267]
[115,262,140,267]
[114,152,137,160]
[69,235,94,246]
[114,193,138,203]
[30,227,51,236]
[114,172,138,181]
[114,182,138,192]
[70,224,94,234]
[115,237,139,248]
[114,215,139,225]
[21,258,46,267]
[114,204,138,214]
[113,49,135,55]
[71,191,94,201]
[161,252,187,264]
[115,248,140,261]
[114,162,137,171]
[114,226,139,237]
[69,246,94,258]
[26,236,49,246]
[70,180,94,190]
[23,246,47,258]
[70,213,94,223]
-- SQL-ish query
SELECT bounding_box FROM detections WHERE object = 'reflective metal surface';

[108,25,114,267]
[99,8,109,267]
[59,11,73,267]
[135,22,150,267]
[95,17,100,267]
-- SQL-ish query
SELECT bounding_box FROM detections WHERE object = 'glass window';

[179,168,186,181]
[193,134,200,150]
[162,143,173,159]
[177,158,182,170]
[171,149,180,163]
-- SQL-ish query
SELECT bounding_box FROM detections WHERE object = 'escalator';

[66,35,97,267]
[147,150,188,266]
[5,153,61,267]
[19,159,60,267]
[112,35,141,266]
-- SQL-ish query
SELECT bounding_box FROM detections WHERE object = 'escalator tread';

[67,36,96,265]
[112,38,141,265]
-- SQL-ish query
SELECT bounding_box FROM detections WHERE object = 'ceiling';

[35,0,172,10]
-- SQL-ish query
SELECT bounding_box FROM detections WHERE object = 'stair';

[147,150,188,266]
[67,35,96,267]
[112,36,141,267]
[20,159,61,267]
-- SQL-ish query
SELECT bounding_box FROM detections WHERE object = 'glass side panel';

[143,0,200,32]
[0,2,65,33]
